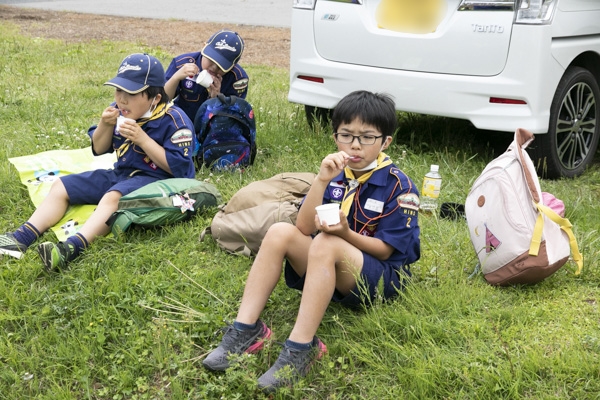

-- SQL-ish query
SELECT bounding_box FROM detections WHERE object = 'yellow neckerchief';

[136,101,170,126]
[116,102,171,158]
[341,152,392,216]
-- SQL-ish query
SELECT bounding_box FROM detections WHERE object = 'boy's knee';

[49,178,67,193]
[264,222,298,240]
[309,233,341,256]
[99,190,122,206]
[311,231,337,246]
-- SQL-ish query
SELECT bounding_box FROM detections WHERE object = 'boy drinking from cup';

[0,53,195,270]
[164,29,248,121]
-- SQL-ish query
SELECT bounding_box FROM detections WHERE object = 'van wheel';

[528,67,600,179]
[305,105,332,130]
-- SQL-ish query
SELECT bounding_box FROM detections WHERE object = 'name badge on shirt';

[365,198,384,213]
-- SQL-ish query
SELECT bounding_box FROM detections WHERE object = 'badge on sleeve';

[171,129,193,144]
[233,78,249,92]
[397,193,420,211]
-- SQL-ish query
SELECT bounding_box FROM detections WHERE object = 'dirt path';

[0,5,291,69]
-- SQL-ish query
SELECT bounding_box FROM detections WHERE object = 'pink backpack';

[465,128,583,286]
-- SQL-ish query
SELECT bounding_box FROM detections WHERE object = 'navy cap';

[104,53,165,94]
[201,30,244,73]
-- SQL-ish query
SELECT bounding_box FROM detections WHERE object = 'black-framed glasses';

[334,133,383,145]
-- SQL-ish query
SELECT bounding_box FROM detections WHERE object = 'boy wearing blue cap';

[0,53,196,271]
[202,90,421,392]
[164,29,249,120]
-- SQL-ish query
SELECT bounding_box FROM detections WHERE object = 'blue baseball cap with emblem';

[104,53,165,94]
[201,30,244,73]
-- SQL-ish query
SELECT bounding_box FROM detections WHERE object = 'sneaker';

[202,320,272,371]
[257,336,327,393]
[37,242,69,272]
[0,233,27,259]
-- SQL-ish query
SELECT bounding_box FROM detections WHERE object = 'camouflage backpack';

[108,178,222,235]
[193,94,257,171]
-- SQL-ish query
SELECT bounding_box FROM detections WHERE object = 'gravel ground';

[0,4,291,69]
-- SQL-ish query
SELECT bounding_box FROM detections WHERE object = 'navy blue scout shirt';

[87,104,196,179]
[164,52,249,121]
[322,165,421,267]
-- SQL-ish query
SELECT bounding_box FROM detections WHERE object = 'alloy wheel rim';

[555,81,597,171]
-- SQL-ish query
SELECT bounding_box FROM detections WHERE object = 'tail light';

[458,0,557,24]
[515,0,557,24]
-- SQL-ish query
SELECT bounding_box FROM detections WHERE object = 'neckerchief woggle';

[340,152,392,216]
[116,102,171,158]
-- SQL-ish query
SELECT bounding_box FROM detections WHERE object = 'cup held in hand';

[116,115,135,135]
[316,203,341,225]
[196,70,214,88]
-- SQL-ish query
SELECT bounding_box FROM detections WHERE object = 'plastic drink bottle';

[421,164,442,212]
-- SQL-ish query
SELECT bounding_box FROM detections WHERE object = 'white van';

[288,0,600,178]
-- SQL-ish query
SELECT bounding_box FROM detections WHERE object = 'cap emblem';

[118,62,142,74]
[214,39,237,53]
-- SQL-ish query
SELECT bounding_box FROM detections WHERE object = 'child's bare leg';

[202,223,312,372]
[236,222,312,325]
[28,179,70,232]
[288,233,363,344]
[76,190,122,242]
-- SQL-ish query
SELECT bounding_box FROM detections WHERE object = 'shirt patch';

[397,193,420,211]
[361,224,376,236]
[364,198,384,213]
[144,156,158,170]
[233,78,249,91]
[184,79,195,89]
[330,186,344,200]
[171,129,193,144]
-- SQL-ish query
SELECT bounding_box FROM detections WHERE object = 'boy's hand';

[317,151,349,182]
[117,119,148,145]
[101,106,120,126]
[208,74,223,98]
[314,210,349,236]
[177,63,199,80]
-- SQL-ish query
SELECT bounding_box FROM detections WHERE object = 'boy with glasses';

[202,90,421,392]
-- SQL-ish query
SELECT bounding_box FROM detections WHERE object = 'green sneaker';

[37,242,69,272]
[0,233,27,259]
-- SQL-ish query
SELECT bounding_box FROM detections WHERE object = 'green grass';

[1,22,600,399]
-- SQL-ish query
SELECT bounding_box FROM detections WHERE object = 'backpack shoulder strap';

[217,93,237,106]
[514,128,541,203]
[531,202,583,274]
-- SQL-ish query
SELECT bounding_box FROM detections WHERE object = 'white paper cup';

[316,203,341,225]
[116,115,135,135]
[196,70,214,88]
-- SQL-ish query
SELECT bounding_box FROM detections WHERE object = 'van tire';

[528,67,600,179]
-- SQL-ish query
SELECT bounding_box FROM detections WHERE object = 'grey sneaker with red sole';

[257,336,327,393]
[202,320,272,371]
